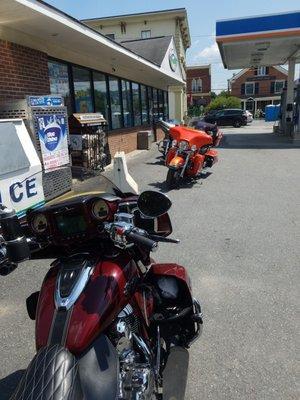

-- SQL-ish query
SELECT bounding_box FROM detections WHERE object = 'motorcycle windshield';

[42,166,125,207]
[71,168,124,198]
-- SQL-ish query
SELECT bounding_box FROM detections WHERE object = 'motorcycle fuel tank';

[35,253,139,354]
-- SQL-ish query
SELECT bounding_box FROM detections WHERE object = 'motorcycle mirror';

[137,191,172,218]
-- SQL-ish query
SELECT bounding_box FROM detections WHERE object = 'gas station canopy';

[216,11,300,69]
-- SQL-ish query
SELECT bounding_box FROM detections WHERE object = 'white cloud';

[196,42,220,62]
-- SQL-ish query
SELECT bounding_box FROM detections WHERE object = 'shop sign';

[169,49,178,72]
[28,96,63,107]
[0,172,44,218]
[36,114,69,172]
[247,76,276,82]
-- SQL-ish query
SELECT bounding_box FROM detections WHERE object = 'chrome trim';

[180,152,191,178]
[132,333,152,363]
[54,262,93,310]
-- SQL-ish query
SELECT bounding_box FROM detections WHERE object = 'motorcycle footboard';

[163,346,189,400]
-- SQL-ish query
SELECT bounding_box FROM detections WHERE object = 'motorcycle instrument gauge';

[31,213,48,233]
[91,199,109,220]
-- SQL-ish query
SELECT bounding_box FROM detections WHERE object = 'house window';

[141,30,151,39]
[274,81,285,94]
[106,33,115,40]
[257,66,267,76]
[245,82,254,96]
[192,78,202,93]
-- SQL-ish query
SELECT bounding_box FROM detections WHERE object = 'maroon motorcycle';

[0,172,202,400]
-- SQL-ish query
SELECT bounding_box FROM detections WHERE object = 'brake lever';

[148,234,180,244]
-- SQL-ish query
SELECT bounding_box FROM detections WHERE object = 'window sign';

[93,72,108,121]
[73,66,93,113]
[132,83,141,126]
[36,114,69,171]
[109,77,122,129]
[245,82,254,96]
[48,60,71,112]
[122,80,132,128]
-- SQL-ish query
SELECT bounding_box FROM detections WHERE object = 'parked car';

[245,110,253,123]
[204,109,247,128]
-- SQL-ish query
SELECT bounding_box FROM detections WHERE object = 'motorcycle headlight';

[172,139,177,147]
[178,140,189,151]
[191,144,197,152]
[199,145,210,155]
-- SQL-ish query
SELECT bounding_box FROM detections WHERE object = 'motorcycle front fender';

[167,155,185,169]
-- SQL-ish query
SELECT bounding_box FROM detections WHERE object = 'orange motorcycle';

[165,126,218,188]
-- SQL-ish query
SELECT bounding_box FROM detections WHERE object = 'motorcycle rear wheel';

[166,169,180,189]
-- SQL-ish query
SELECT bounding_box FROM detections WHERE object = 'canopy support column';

[168,86,184,122]
[285,58,296,137]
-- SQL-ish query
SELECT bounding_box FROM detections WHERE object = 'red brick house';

[230,66,288,113]
[186,65,211,107]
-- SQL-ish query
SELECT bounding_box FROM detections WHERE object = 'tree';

[210,91,217,100]
[206,94,241,112]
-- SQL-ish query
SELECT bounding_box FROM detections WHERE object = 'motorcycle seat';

[11,344,82,400]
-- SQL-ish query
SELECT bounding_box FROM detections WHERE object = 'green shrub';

[206,95,241,112]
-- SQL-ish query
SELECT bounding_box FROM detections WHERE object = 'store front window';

[108,76,122,129]
[121,80,132,128]
[158,90,164,119]
[48,60,71,113]
[153,88,159,121]
[164,91,169,119]
[140,85,148,125]
[73,66,93,113]
[132,82,141,126]
[93,72,108,120]
[48,57,167,131]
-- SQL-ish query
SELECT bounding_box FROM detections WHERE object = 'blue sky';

[45,0,300,92]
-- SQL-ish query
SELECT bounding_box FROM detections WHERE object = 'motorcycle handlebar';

[126,231,158,252]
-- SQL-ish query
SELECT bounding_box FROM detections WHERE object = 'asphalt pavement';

[0,120,299,399]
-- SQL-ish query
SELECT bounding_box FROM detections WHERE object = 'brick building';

[186,65,211,107]
[230,66,288,113]
[0,1,187,158]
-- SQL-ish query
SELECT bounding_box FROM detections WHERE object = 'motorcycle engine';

[109,304,156,400]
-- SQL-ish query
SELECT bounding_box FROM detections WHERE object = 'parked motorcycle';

[157,120,176,158]
[0,171,202,400]
[158,120,222,160]
[165,126,219,189]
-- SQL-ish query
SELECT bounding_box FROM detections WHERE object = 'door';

[215,110,227,126]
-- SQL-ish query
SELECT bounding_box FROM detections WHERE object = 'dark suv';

[204,109,247,127]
